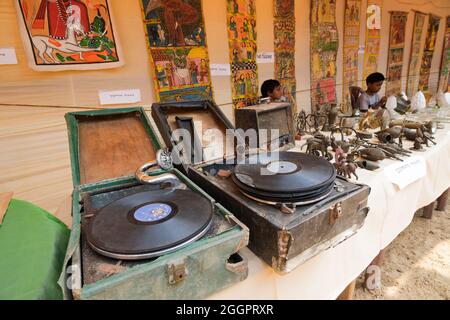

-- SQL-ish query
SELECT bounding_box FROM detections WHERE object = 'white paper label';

[99,89,141,105]
[358,46,365,54]
[256,52,274,64]
[210,64,231,76]
[0,48,18,65]
[384,156,426,189]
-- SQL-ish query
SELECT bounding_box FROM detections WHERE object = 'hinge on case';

[328,202,343,225]
[167,260,187,285]
[274,230,292,272]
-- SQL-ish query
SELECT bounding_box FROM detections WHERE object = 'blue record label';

[134,203,172,222]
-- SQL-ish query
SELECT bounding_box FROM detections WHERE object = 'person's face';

[367,81,383,93]
[269,85,283,100]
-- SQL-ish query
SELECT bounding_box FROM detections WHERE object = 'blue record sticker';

[134,203,172,222]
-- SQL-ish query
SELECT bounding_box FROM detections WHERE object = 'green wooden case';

[58,107,249,300]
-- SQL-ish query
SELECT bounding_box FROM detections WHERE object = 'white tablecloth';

[208,124,450,300]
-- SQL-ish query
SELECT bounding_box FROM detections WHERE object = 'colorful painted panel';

[310,0,338,111]
[419,14,441,96]
[227,0,258,108]
[342,0,362,112]
[274,0,296,105]
[406,11,426,99]
[14,0,123,71]
[140,0,212,102]
[386,12,408,96]
[363,0,383,83]
[438,16,450,93]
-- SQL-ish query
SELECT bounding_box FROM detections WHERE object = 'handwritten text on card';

[99,89,141,105]
[384,156,426,189]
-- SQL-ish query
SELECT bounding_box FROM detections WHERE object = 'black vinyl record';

[232,152,336,203]
[86,189,213,260]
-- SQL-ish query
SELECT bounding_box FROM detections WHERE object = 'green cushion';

[0,199,70,300]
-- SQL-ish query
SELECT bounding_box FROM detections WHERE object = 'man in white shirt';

[358,72,388,112]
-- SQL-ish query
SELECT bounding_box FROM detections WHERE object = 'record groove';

[86,189,213,260]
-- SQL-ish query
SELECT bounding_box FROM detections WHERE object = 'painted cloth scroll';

[342,0,362,111]
[140,0,212,102]
[227,0,258,108]
[438,16,450,93]
[363,0,383,83]
[406,12,426,99]
[274,0,296,105]
[386,12,408,96]
[419,14,441,97]
[310,0,338,111]
[15,0,123,71]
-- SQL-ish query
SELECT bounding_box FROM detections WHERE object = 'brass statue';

[321,103,339,132]
[358,108,390,131]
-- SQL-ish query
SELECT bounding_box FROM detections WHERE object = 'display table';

[208,124,450,300]
[2,106,448,300]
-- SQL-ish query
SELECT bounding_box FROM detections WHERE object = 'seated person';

[261,79,287,103]
[358,72,388,113]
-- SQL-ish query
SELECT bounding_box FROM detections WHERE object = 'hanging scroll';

[14,0,123,71]
[274,0,296,105]
[438,16,450,93]
[419,14,441,97]
[310,0,338,111]
[363,0,383,83]
[406,11,427,99]
[386,12,408,96]
[140,0,213,102]
[342,0,362,111]
[227,0,258,108]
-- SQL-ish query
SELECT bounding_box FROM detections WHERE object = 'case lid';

[65,107,161,187]
[241,101,291,112]
[151,100,235,166]
[235,102,295,151]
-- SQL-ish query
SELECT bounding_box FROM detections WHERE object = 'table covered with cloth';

[207,124,450,300]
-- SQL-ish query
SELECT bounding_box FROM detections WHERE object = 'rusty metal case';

[234,102,295,150]
[189,165,370,273]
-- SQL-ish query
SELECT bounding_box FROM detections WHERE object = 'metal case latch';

[329,202,343,225]
[168,260,187,285]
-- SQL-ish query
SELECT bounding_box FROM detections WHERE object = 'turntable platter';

[233,152,336,192]
[86,189,213,260]
[232,152,336,204]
